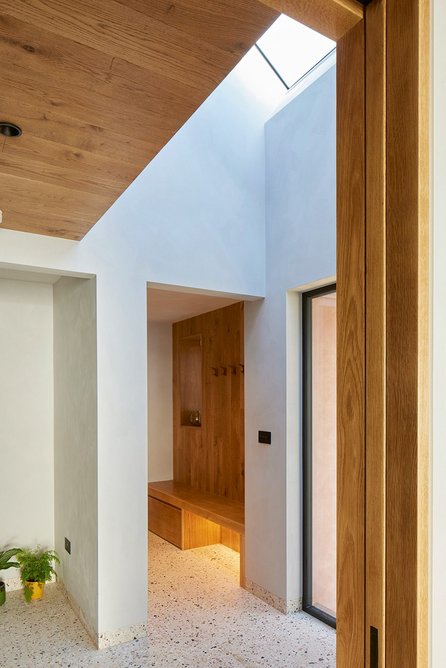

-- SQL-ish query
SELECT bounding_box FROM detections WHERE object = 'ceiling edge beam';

[258,0,363,41]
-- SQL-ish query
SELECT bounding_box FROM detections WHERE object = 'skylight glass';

[256,15,335,89]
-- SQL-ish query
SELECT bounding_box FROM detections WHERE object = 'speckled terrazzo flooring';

[0,532,335,667]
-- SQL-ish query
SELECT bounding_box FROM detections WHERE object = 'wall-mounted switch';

[258,430,271,445]
[65,537,71,555]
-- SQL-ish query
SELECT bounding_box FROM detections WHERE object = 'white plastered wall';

[0,278,54,586]
[53,277,98,636]
[245,61,336,607]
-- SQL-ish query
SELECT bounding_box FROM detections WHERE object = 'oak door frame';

[259,1,430,666]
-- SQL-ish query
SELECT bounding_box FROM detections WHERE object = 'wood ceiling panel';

[0,101,158,166]
[3,210,92,239]
[2,65,181,143]
[123,0,278,55]
[1,173,110,219]
[0,15,204,123]
[0,0,277,239]
[1,136,137,199]
[3,0,247,90]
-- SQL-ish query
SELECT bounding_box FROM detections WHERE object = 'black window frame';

[302,282,337,629]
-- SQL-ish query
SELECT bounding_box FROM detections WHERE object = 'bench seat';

[148,480,245,586]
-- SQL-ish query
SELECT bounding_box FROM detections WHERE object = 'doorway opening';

[146,285,245,584]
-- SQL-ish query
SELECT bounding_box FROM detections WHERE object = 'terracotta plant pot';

[24,581,44,601]
[0,582,5,606]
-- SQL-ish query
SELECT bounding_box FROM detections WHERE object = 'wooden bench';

[148,480,245,586]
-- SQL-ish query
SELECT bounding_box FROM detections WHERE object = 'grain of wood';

[259,0,363,40]
[336,19,366,668]
[221,527,241,553]
[182,510,222,550]
[385,0,430,665]
[173,303,244,503]
[148,497,182,548]
[0,0,276,238]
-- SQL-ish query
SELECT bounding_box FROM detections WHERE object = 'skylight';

[256,15,335,90]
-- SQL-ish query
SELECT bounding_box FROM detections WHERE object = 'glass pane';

[257,14,335,88]
[311,291,336,617]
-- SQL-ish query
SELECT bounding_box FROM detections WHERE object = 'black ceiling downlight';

[0,122,22,137]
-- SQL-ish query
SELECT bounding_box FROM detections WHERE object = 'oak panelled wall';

[173,302,244,502]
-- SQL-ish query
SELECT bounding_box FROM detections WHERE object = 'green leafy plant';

[17,548,60,602]
[0,548,21,573]
[0,548,21,605]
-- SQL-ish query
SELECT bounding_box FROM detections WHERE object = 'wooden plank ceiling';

[0,0,277,240]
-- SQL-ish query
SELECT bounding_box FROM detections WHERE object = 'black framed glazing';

[302,283,337,629]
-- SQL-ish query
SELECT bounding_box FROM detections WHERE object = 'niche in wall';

[0,268,98,618]
[0,274,55,571]
[179,334,203,427]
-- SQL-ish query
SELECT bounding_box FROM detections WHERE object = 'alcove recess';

[179,334,202,427]
[149,302,245,583]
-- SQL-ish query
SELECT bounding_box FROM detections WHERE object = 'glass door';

[302,284,337,628]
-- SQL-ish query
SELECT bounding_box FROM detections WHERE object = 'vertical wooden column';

[365,1,386,665]
[336,19,366,668]
[385,0,430,665]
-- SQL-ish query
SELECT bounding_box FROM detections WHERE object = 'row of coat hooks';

[211,363,244,377]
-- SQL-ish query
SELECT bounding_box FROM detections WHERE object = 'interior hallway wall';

[245,60,336,608]
[0,47,283,642]
[148,321,173,482]
[54,277,98,636]
[0,278,54,585]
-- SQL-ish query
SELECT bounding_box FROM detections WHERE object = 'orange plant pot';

[25,581,45,601]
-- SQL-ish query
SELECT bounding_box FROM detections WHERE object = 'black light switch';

[65,537,71,555]
[258,430,271,445]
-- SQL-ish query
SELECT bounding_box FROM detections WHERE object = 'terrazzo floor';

[0,532,335,667]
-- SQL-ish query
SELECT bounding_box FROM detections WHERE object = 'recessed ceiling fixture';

[0,121,22,137]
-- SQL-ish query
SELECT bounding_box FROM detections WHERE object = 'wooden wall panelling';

[385,0,430,665]
[365,1,386,665]
[204,308,228,498]
[173,303,244,502]
[203,303,244,502]
[231,304,245,501]
[182,510,222,550]
[336,19,365,668]
[221,527,241,553]
[179,334,203,426]
[173,313,205,490]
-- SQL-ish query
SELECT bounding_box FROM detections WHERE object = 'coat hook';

[211,367,219,376]
[239,363,244,374]
[220,366,227,376]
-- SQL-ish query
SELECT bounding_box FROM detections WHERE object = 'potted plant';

[0,548,21,606]
[16,547,60,602]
